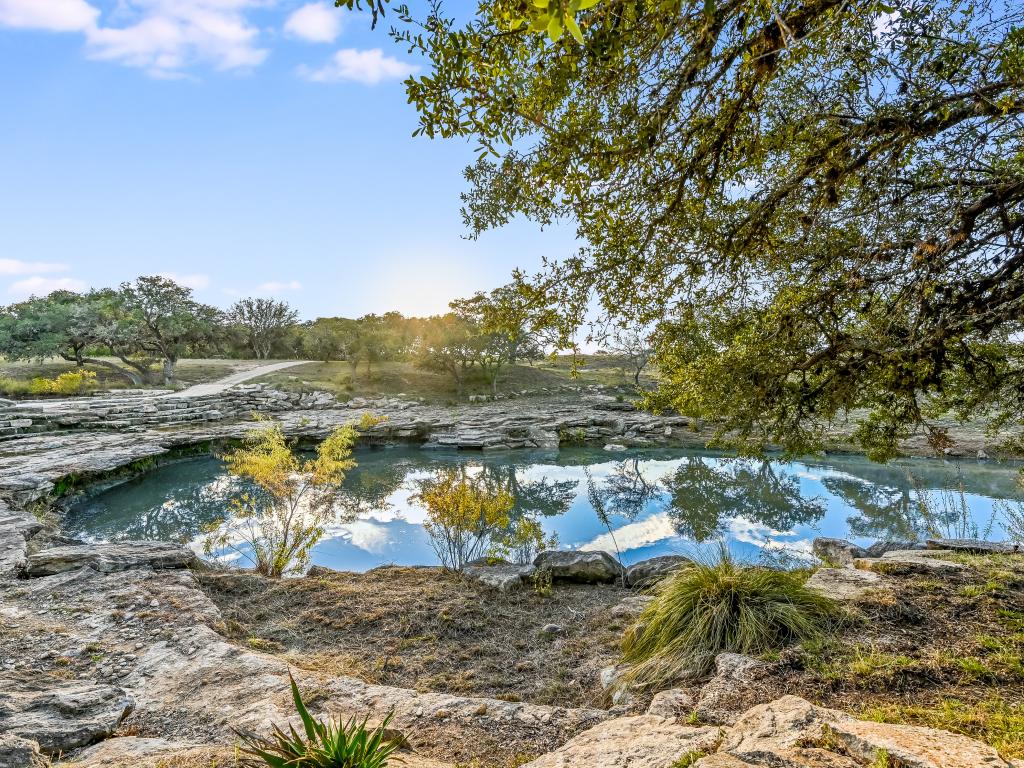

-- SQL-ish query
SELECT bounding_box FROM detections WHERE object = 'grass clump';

[622,549,839,687]
[237,673,399,767]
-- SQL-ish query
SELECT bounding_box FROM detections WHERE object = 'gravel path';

[164,360,305,398]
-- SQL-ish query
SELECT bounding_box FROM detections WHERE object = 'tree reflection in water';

[660,458,826,542]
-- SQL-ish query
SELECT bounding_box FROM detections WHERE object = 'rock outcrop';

[811,537,868,565]
[521,715,721,768]
[927,537,1021,555]
[713,695,1018,768]
[625,555,690,587]
[0,679,133,753]
[693,653,773,726]
[22,541,199,577]
[806,567,885,602]
[855,549,969,575]
[535,550,625,584]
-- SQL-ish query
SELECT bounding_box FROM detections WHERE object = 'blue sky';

[0,0,579,319]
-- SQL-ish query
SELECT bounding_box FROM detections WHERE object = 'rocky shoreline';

[2,384,1024,767]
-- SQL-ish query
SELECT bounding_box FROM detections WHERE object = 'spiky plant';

[237,674,399,768]
[622,548,839,689]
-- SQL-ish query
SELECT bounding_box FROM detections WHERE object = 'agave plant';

[237,673,399,768]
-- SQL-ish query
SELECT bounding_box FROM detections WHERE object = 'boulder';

[694,653,773,725]
[805,567,884,602]
[463,563,535,592]
[0,680,133,753]
[646,689,695,720]
[0,735,45,768]
[23,541,198,577]
[926,538,1020,555]
[534,550,625,584]
[625,555,690,587]
[811,537,867,566]
[520,715,720,768]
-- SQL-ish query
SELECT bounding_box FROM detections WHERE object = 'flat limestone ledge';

[0,395,696,504]
[4,561,608,766]
[854,549,971,575]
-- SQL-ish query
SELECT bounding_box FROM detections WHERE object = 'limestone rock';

[865,540,925,557]
[0,503,43,575]
[926,538,1020,555]
[534,550,625,584]
[694,653,773,726]
[463,563,535,592]
[0,679,133,753]
[806,567,884,601]
[855,550,968,575]
[721,695,1017,768]
[0,734,46,768]
[626,555,690,587]
[521,715,720,768]
[23,541,198,577]
[65,737,202,767]
[646,689,695,720]
[811,537,867,565]
[611,594,654,619]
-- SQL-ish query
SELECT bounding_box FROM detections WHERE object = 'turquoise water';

[64,447,1024,571]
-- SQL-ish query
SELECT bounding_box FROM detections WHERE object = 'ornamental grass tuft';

[237,673,399,768]
[622,548,840,689]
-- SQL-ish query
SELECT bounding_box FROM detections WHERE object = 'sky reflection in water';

[65,447,1024,571]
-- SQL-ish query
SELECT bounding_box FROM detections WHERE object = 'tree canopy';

[346,0,1024,459]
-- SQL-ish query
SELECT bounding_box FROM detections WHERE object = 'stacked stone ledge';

[0,384,336,438]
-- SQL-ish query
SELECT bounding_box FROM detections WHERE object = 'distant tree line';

[0,274,559,392]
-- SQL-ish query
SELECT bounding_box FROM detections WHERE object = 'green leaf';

[289,672,319,743]
[547,14,563,41]
[564,13,584,43]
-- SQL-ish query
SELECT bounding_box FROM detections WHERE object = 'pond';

[64,447,1024,572]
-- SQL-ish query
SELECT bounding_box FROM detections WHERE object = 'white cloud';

[159,271,211,290]
[0,259,70,275]
[298,48,418,85]
[579,513,677,555]
[0,0,98,32]
[257,280,302,293]
[284,2,341,43]
[8,276,88,298]
[84,0,268,77]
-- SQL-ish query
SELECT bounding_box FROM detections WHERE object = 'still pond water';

[65,447,1024,571]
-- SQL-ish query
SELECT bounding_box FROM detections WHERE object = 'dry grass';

[198,565,629,709]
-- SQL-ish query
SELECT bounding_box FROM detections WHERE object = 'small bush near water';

[622,550,839,688]
[238,674,399,768]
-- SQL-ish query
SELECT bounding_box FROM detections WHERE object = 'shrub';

[237,673,399,768]
[203,422,358,577]
[493,517,558,565]
[23,370,99,396]
[622,549,839,688]
[415,469,515,570]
